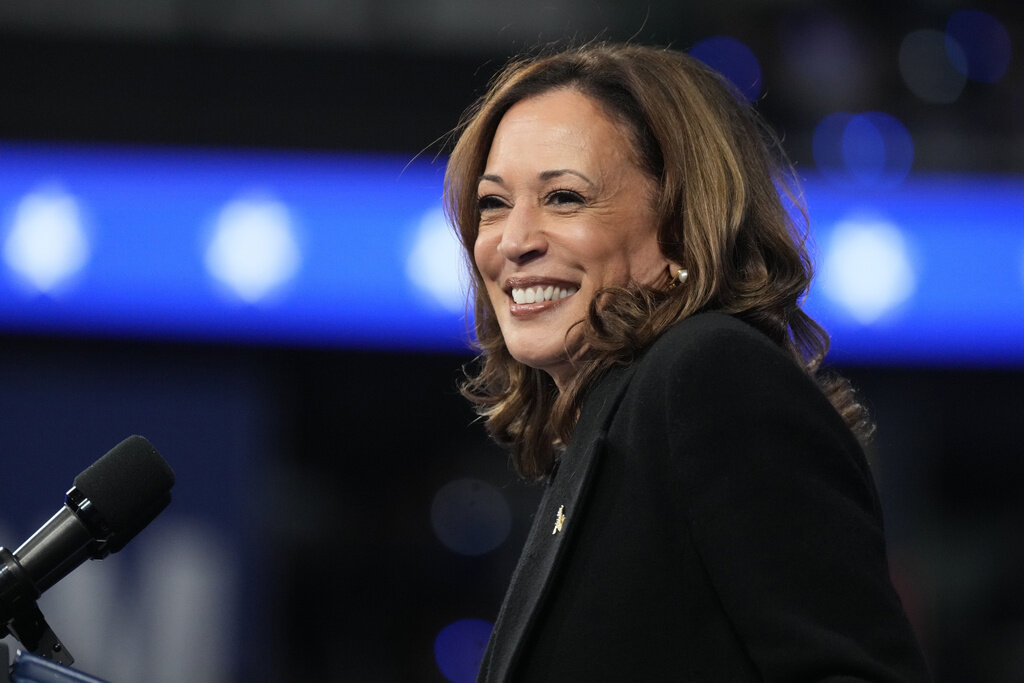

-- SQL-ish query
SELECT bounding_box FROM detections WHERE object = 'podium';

[2,644,108,683]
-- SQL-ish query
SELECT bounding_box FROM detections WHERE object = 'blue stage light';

[405,206,467,314]
[1,142,1022,365]
[843,112,914,187]
[3,186,91,294]
[812,112,853,183]
[814,112,913,188]
[689,36,763,101]
[204,195,302,303]
[946,10,1012,83]
[818,214,917,324]
[434,618,492,683]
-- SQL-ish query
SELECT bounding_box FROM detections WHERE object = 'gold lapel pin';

[552,504,566,534]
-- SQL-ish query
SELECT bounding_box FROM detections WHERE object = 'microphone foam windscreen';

[73,435,176,552]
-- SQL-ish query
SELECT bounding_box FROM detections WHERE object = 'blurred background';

[0,1,1021,681]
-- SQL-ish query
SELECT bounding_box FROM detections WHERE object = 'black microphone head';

[72,435,175,553]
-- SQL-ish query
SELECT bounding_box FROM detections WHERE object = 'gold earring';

[668,264,688,288]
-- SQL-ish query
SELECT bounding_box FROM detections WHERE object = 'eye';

[477,195,509,211]
[546,189,585,206]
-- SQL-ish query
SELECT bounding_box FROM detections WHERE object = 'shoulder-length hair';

[444,43,871,480]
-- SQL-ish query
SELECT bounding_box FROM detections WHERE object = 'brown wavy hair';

[444,43,872,480]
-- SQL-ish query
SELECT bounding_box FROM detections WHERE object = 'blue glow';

[0,142,461,350]
[845,112,914,187]
[434,618,492,683]
[841,116,886,185]
[1,143,1023,365]
[689,36,762,101]
[815,112,914,188]
[803,175,1024,365]
[812,112,852,182]
[946,10,1012,83]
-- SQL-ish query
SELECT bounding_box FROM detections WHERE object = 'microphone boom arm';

[0,546,75,666]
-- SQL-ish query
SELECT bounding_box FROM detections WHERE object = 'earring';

[668,264,688,288]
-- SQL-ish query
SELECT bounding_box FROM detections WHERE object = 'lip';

[508,297,571,318]
[503,275,579,295]
[502,276,579,318]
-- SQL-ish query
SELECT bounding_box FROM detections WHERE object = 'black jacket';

[477,312,930,682]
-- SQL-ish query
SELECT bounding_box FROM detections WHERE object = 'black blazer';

[477,312,930,682]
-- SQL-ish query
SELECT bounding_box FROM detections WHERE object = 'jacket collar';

[478,361,639,682]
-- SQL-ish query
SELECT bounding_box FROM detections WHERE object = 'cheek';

[473,230,501,277]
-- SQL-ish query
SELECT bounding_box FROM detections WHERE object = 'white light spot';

[3,187,90,294]
[204,197,301,303]
[820,216,916,324]
[406,207,467,314]
[431,478,511,556]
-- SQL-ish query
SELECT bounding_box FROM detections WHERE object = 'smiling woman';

[444,43,931,681]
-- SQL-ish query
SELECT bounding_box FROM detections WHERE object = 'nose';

[496,205,547,265]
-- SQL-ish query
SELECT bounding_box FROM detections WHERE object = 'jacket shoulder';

[627,311,863,459]
[638,311,799,386]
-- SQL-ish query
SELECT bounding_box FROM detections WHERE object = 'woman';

[445,43,930,681]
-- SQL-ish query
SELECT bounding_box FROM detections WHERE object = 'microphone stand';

[0,547,75,667]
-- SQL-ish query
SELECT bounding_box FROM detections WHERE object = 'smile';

[511,285,578,304]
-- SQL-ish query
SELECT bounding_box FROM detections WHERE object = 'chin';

[506,336,579,382]
[508,348,564,375]
[495,309,585,382]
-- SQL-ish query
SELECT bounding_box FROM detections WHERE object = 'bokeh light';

[812,112,852,181]
[946,10,1012,83]
[813,112,914,187]
[819,215,916,324]
[406,205,467,314]
[434,618,492,683]
[899,29,967,104]
[431,478,511,556]
[689,36,762,101]
[3,187,90,295]
[204,196,302,304]
[843,112,914,186]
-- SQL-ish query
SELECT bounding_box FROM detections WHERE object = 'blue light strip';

[1,142,1021,364]
[0,143,465,350]
[802,176,1024,365]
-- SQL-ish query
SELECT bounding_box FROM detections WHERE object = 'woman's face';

[474,88,666,390]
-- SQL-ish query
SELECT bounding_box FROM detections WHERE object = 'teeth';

[511,285,577,305]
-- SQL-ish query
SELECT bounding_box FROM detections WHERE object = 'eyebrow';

[540,169,594,185]
[478,169,595,187]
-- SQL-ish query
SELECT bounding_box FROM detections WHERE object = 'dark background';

[1,2,1023,680]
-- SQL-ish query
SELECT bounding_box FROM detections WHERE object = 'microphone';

[0,435,175,663]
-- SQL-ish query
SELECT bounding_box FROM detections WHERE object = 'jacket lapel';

[478,363,638,682]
